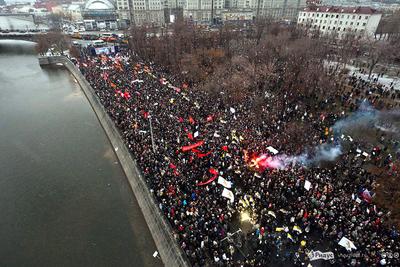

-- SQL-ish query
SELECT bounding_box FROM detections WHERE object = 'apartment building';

[116,0,130,20]
[184,0,225,22]
[297,6,382,38]
[131,0,165,25]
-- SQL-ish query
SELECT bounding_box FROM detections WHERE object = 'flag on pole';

[181,140,204,152]
[304,180,311,191]
[222,188,234,203]
[287,233,294,242]
[267,146,279,155]
[293,226,302,233]
[338,236,357,251]
[218,176,232,188]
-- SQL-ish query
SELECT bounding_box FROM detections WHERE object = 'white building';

[131,0,165,26]
[297,6,382,38]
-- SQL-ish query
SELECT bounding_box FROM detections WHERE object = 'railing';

[41,56,190,267]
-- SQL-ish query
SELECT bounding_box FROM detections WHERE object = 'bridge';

[0,32,43,42]
[0,13,48,32]
[0,13,35,22]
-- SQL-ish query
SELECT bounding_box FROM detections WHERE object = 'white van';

[101,32,113,38]
[92,40,105,47]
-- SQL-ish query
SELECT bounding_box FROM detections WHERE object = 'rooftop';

[303,6,380,15]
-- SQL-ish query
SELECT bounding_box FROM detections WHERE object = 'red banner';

[181,140,204,152]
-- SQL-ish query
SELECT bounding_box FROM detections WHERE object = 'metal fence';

[45,56,190,267]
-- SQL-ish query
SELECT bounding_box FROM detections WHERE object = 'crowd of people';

[74,48,399,266]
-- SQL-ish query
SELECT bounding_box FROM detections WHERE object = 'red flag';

[209,168,218,175]
[222,146,228,151]
[142,111,149,119]
[191,148,202,154]
[206,115,213,122]
[178,117,184,123]
[169,163,176,169]
[197,168,218,186]
[189,116,195,125]
[181,140,204,152]
[187,132,194,140]
[123,91,131,100]
[197,151,212,158]
[303,210,309,219]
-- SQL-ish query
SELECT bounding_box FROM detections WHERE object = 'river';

[0,40,162,267]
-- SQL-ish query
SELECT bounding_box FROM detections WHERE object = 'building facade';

[116,0,130,21]
[297,6,382,38]
[184,0,225,23]
[130,0,165,26]
[257,0,307,20]
[183,0,306,23]
[82,0,118,30]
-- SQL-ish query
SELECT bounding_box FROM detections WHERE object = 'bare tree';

[361,38,392,79]
[35,33,51,55]
[69,45,81,59]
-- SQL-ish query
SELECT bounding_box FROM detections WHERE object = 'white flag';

[222,188,234,203]
[194,131,199,138]
[267,146,279,155]
[218,176,232,188]
[338,236,357,251]
[304,180,311,191]
[230,107,235,114]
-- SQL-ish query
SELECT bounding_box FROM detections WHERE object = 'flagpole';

[149,112,156,153]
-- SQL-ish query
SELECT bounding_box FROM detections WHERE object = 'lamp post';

[211,0,214,25]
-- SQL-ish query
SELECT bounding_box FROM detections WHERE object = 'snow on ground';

[346,64,400,91]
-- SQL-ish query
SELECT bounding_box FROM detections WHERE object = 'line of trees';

[129,20,399,105]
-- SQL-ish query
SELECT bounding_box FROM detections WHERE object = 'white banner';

[222,188,234,203]
[267,146,279,155]
[338,236,357,251]
[308,250,335,261]
[304,180,311,191]
[218,176,232,188]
